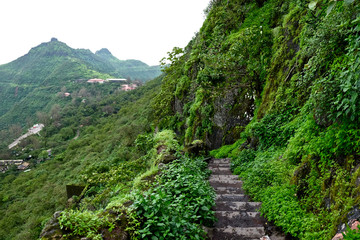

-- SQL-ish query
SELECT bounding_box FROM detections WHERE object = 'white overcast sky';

[0,0,210,66]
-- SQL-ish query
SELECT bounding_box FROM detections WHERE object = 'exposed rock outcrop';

[39,211,63,240]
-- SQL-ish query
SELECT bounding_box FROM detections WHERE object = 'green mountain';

[0,38,161,132]
[0,0,360,240]
[95,48,162,81]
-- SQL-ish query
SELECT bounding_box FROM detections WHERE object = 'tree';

[50,104,61,126]
[102,105,114,116]
[9,124,22,140]
[36,112,51,126]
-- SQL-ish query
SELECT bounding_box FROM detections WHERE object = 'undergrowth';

[128,156,216,240]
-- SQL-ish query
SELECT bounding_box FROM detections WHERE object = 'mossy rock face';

[292,159,311,199]
[39,211,64,240]
[184,140,208,157]
[223,126,245,146]
[336,206,360,233]
[161,154,178,164]
[101,226,128,240]
[101,211,129,240]
[196,87,254,149]
[205,125,223,150]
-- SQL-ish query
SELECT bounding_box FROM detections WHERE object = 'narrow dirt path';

[207,158,286,240]
[73,129,80,140]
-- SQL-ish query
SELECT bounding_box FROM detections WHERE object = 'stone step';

[208,166,232,170]
[208,227,265,240]
[214,211,265,228]
[209,167,233,175]
[211,170,233,175]
[216,194,249,202]
[209,158,231,164]
[209,179,243,188]
[214,201,261,212]
[207,158,271,240]
[208,163,231,168]
[213,187,244,194]
[209,175,239,181]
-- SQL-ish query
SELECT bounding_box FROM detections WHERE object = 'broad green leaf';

[309,1,318,10]
[351,92,358,103]
[344,0,355,5]
[201,206,209,211]
[326,2,336,16]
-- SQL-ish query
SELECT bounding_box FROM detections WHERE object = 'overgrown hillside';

[154,0,360,238]
[0,76,162,239]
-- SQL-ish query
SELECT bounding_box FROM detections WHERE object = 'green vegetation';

[343,227,360,240]
[129,156,215,239]
[0,38,161,133]
[59,210,115,240]
[0,76,162,240]
[202,0,360,239]
[1,0,360,239]
[156,0,360,239]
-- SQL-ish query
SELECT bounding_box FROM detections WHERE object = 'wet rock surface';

[207,158,288,240]
[39,211,63,239]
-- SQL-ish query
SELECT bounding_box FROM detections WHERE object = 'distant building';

[106,78,127,82]
[121,84,137,91]
[0,160,24,173]
[64,92,70,97]
[87,79,105,84]
[0,160,23,166]
[17,162,30,170]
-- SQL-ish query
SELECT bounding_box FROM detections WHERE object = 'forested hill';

[153,0,360,238]
[0,38,161,131]
[0,38,160,85]
[1,0,360,239]
[95,48,160,80]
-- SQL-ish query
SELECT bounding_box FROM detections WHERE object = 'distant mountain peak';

[96,48,113,56]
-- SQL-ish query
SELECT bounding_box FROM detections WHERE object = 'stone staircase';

[207,158,286,240]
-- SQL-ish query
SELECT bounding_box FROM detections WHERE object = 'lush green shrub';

[58,209,115,240]
[209,139,244,159]
[230,148,256,171]
[129,157,215,240]
[261,184,325,239]
[135,133,154,153]
[153,130,179,153]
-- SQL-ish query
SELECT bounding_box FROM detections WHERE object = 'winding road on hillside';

[8,124,44,149]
